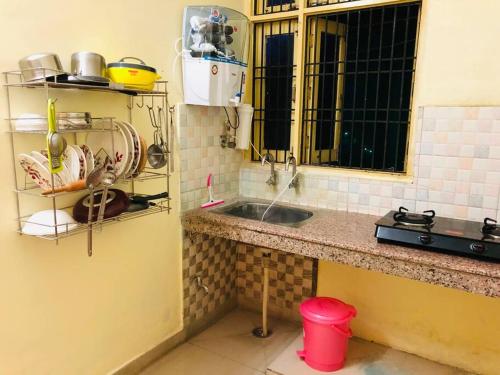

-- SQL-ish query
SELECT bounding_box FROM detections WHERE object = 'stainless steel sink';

[216,201,313,227]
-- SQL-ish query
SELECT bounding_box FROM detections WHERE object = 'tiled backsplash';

[240,106,500,221]
[178,104,243,212]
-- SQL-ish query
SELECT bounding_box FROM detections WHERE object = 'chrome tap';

[285,154,298,188]
[261,152,276,185]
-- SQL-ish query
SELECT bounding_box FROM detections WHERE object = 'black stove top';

[375,207,500,262]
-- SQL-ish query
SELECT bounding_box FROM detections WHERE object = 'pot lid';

[107,57,156,73]
[300,297,356,324]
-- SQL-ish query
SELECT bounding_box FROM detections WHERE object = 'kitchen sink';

[216,201,313,226]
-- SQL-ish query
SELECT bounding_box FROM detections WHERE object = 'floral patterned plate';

[18,153,61,190]
[85,120,129,177]
[80,144,94,177]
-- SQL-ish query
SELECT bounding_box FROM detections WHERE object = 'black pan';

[127,192,169,212]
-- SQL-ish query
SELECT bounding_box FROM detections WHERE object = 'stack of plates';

[18,144,94,190]
[86,120,146,179]
[17,120,148,191]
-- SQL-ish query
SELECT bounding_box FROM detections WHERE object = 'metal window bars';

[253,0,297,16]
[308,0,363,7]
[252,19,298,164]
[301,2,421,172]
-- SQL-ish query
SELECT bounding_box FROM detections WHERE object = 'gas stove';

[375,207,500,262]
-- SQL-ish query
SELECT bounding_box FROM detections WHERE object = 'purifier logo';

[211,65,218,75]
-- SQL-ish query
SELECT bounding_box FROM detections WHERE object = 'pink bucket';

[297,297,357,372]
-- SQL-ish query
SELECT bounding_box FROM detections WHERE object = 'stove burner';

[393,206,435,227]
[482,218,500,239]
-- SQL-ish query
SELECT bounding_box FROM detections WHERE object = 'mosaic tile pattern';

[182,231,319,325]
[182,231,238,325]
[178,104,243,212]
[240,106,500,221]
[236,244,318,320]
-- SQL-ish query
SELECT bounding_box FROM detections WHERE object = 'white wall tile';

[223,107,497,221]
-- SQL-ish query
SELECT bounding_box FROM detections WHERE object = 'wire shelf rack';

[4,68,173,255]
[16,198,171,241]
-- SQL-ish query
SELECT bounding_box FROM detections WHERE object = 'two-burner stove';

[375,207,500,262]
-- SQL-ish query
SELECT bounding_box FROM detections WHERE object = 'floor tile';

[267,334,474,375]
[188,309,301,372]
[140,342,262,375]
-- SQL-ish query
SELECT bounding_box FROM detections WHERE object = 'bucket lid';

[300,297,356,324]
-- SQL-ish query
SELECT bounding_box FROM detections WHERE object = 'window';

[251,20,298,163]
[302,3,420,172]
[254,0,297,16]
[250,1,421,173]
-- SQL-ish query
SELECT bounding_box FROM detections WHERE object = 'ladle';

[96,171,117,224]
[85,164,106,256]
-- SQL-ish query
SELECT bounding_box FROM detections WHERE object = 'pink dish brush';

[201,173,224,208]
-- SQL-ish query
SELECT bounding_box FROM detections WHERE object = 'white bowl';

[22,210,78,236]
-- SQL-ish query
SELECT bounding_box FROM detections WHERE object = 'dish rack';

[4,70,173,254]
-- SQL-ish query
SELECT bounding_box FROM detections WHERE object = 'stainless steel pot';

[70,52,107,82]
[18,53,64,82]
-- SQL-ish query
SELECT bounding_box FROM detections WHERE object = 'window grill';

[308,0,363,7]
[252,19,298,163]
[301,2,421,172]
[254,0,297,16]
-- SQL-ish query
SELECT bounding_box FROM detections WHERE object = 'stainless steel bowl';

[19,53,65,82]
[70,52,107,82]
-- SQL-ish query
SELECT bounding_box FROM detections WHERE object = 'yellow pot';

[107,57,160,91]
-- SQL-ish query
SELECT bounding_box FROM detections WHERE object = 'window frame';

[246,0,422,177]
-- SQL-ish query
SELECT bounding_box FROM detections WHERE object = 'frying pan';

[127,192,169,212]
[73,189,129,223]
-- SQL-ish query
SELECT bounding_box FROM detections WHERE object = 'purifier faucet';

[285,154,298,189]
[261,152,276,186]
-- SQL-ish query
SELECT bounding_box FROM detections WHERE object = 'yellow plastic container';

[107,57,160,91]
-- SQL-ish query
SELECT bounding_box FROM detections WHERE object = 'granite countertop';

[182,198,500,297]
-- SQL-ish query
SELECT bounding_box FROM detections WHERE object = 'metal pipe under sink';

[252,249,272,338]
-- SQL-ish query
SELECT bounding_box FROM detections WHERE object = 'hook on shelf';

[136,96,144,108]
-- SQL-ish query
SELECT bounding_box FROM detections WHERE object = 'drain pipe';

[253,250,272,338]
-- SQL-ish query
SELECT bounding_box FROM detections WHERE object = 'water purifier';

[182,6,249,106]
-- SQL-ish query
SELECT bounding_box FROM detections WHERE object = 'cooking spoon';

[48,132,67,157]
[85,164,106,256]
[96,170,117,224]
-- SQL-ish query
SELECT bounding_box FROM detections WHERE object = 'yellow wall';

[0,1,243,374]
[318,262,500,375]
[318,1,500,375]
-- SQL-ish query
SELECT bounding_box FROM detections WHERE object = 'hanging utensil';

[46,99,66,174]
[146,105,167,169]
[96,170,117,224]
[84,163,106,256]
[168,106,175,172]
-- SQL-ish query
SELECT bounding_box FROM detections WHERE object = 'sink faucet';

[285,154,298,188]
[261,152,276,185]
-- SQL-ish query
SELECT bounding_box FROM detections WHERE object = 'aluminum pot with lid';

[70,52,107,82]
[18,53,65,82]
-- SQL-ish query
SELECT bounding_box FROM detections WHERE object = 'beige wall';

[413,0,500,106]
[0,1,244,374]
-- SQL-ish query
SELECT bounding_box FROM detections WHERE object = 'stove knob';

[470,243,486,254]
[419,234,432,245]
